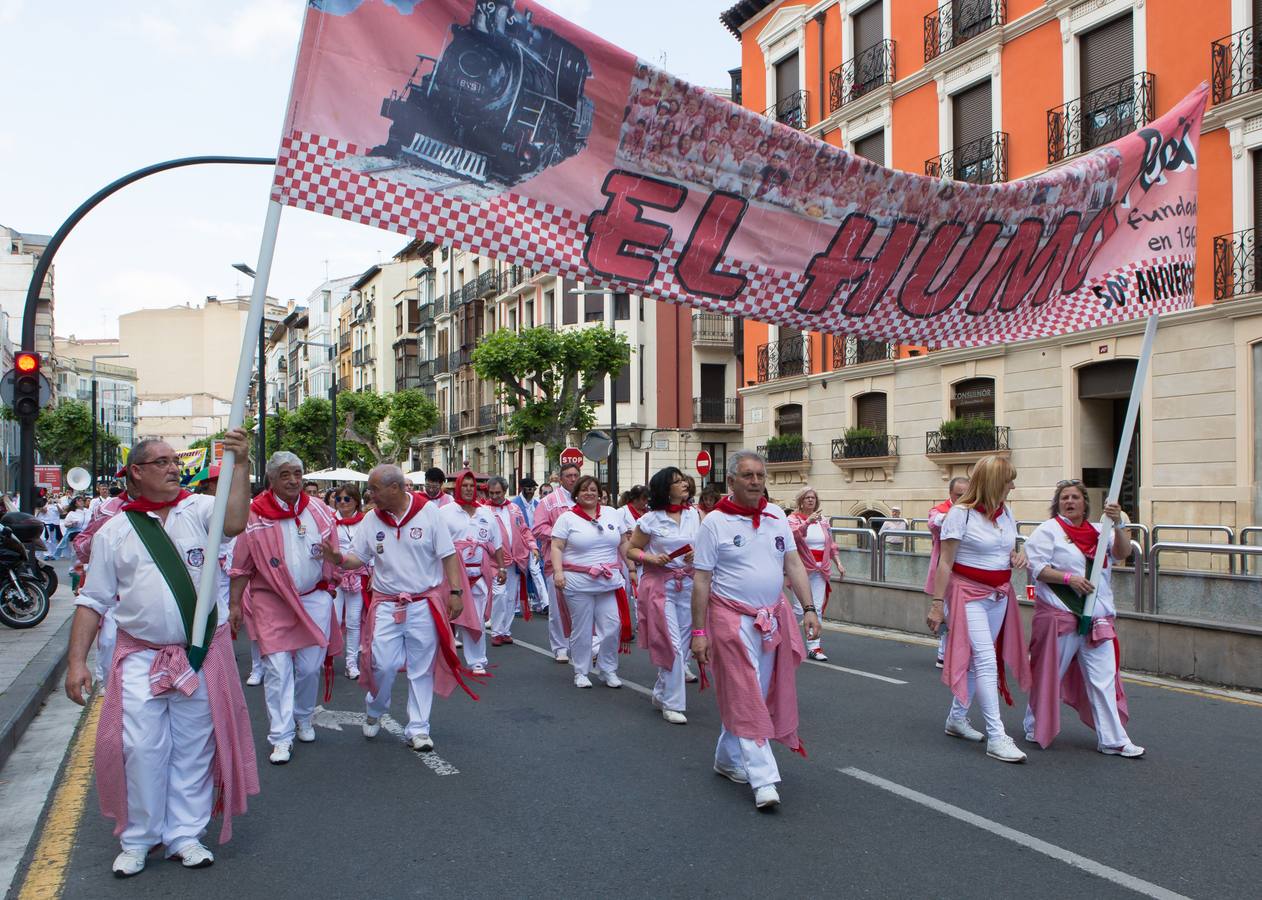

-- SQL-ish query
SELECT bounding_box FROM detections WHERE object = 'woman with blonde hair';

[928,455,1031,763]
[787,486,844,661]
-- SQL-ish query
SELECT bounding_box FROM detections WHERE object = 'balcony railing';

[448,412,460,433]
[694,397,740,426]
[832,337,896,368]
[829,39,896,112]
[478,404,495,427]
[449,347,471,370]
[1048,72,1154,164]
[1214,228,1257,301]
[926,132,1007,184]
[338,333,351,352]
[756,440,812,465]
[352,348,364,367]
[692,313,734,346]
[1211,26,1262,104]
[924,0,1005,62]
[433,353,450,376]
[416,303,434,329]
[435,293,449,317]
[476,270,499,297]
[765,90,809,130]
[756,336,811,383]
[338,375,351,391]
[832,434,899,460]
[448,289,461,311]
[926,424,1010,454]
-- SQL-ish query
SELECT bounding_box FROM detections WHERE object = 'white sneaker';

[296,721,316,743]
[245,671,263,686]
[177,842,214,869]
[574,673,593,689]
[806,648,829,662]
[1099,742,1145,758]
[555,651,569,664]
[600,671,623,689]
[454,637,463,649]
[269,742,292,765]
[935,658,944,669]
[684,668,699,684]
[713,763,749,784]
[754,785,781,809]
[986,735,1027,763]
[112,848,147,877]
[944,717,985,742]
[661,709,687,725]
[410,733,434,752]
[346,665,360,680]
[363,717,380,739]
[470,664,487,675]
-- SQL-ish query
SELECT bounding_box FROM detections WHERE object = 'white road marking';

[804,658,908,684]
[839,767,1192,900]
[313,706,459,775]
[513,639,654,697]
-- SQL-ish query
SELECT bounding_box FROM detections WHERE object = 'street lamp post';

[90,353,129,490]
[233,263,266,485]
[298,339,338,469]
[567,287,620,499]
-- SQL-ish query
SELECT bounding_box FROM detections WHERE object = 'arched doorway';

[1077,360,1139,521]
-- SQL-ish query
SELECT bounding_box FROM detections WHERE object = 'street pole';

[258,319,267,484]
[328,346,338,469]
[91,378,98,491]
[607,292,619,500]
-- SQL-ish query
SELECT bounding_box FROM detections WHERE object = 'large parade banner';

[273,0,1207,348]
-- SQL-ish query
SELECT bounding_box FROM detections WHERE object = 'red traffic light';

[15,353,38,374]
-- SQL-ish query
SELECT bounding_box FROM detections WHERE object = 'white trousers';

[947,595,1010,741]
[566,590,620,677]
[457,576,490,668]
[714,614,781,790]
[262,590,332,746]
[936,600,949,662]
[118,648,214,855]
[547,578,568,654]
[1022,631,1131,749]
[790,574,827,652]
[338,587,364,669]
[527,555,548,611]
[652,580,693,713]
[490,565,524,637]
[95,609,118,686]
[365,599,439,739]
[249,640,263,677]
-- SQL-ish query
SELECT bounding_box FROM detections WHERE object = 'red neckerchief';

[484,499,509,508]
[453,469,482,513]
[665,504,689,513]
[972,503,1005,523]
[1054,515,1108,569]
[375,492,428,539]
[336,512,365,527]
[252,489,310,521]
[570,504,601,523]
[715,496,774,529]
[627,505,644,521]
[121,490,190,514]
[931,499,953,516]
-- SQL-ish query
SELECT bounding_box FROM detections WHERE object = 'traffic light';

[13,352,40,419]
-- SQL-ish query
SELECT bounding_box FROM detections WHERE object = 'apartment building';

[53,337,139,459]
[0,225,56,357]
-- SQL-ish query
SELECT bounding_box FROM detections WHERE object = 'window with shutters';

[559,288,575,325]
[584,293,604,322]
[853,1,886,96]
[854,392,888,434]
[854,130,885,166]
[1079,15,1137,152]
[776,403,803,436]
[951,378,995,422]
[950,80,995,183]
[770,52,805,128]
[613,292,630,320]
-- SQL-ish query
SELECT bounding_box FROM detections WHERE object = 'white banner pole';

[1080,314,1159,627]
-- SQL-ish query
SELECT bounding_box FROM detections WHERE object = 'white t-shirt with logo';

[693,509,795,607]
[280,508,324,595]
[440,504,503,576]
[552,506,626,593]
[352,501,455,596]
[939,504,1017,571]
[635,508,700,570]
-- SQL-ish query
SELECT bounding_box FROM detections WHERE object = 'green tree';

[29,399,121,473]
[188,417,254,452]
[472,325,631,464]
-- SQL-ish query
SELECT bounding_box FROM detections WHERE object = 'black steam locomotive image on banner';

[367,0,594,189]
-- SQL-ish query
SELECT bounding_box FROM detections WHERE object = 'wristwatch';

[450,588,464,595]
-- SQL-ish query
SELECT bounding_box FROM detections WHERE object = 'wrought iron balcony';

[435,293,449,317]
[832,337,896,368]
[1214,228,1258,301]
[416,303,434,329]
[478,404,495,427]
[1048,72,1154,164]
[831,433,899,460]
[829,39,896,112]
[756,335,811,383]
[926,424,1010,455]
[338,333,351,352]
[415,359,435,382]
[352,348,363,367]
[924,0,1005,62]
[448,412,461,433]
[460,282,476,305]
[476,270,499,297]
[1212,26,1262,104]
[765,90,809,130]
[756,440,812,466]
[449,347,472,370]
[693,397,740,426]
[925,131,1007,184]
[692,313,734,346]
[433,353,450,376]
[501,264,533,292]
[448,289,461,311]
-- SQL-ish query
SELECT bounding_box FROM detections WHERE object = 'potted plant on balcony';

[765,432,804,463]
[843,425,885,458]
[937,417,995,453]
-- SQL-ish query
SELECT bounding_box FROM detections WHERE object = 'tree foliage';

[472,325,631,464]
[31,400,121,472]
[260,390,438,471]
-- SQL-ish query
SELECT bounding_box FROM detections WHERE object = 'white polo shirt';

[440,503,503,575]
[635,508,700,570]
[351,500,455,596]
[1025,519,1116,617]
[279,508,324,595]
[552,506,626,593]
[940,504,1017,571]
[693,508,795,607]
[77,494,227,646]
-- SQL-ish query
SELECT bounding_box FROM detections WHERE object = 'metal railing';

[831,434,898,460]
[829,39,896,112]
[1213,228,1257,301]
[829,516,868,529]
[476,269,499,297]
[1148,542,1262,615]
[830,526,881,581]
[477,404,495,427]
[757,441,812,465]
[1211,25,1262,104]
[833,336,896,368]
[925,424,1010,454]
[448,289,461,311]
[1048,71,1154,163]
[694,396,740,426]
[765,90,809,130]
[433,353,450,376]
[435,293,449,317]
[1151,525,1237,574]
[924,0,1005,62]
[461,282,477,305]
[447,412,460,433]
[756,335,811,382]
[416,303,434,329]
[926,131,1008,184]
[692,313,733,345]
[877,528,932,581]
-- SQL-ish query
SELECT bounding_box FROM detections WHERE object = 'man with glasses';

[423,467,454,508]
[532,462,581,662]
[66,431,257,877]
[484,476,538,645]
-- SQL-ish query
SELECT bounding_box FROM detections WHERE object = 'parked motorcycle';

[0,514,51,629]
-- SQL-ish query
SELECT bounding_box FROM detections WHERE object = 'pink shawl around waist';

[637,562,693,670]
[941,574,1031,706]
[1027,601,1126,748]
[451,538,498,637]
[359,587,488,700]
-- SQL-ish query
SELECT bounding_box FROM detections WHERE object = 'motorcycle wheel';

[40,565,58,597]
[0,578,49,629]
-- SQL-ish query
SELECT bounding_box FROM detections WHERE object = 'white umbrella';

[305,467,369,482]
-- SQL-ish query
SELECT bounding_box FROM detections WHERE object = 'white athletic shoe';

[986,735,1027,763]
[713,763,749,784]
[661,709,687,725]
[684,668,699,684]
[454,637,463,649]
[944,717,986,742]
[112,848,147,878]
[268,742,292,765]
[600,671,623,689]
[177,842,215,869]
[1099,742,1145,758]
[296,721,316,743]
[555,651,569,664]
[345,664,360,680]
[470,664,487,675]
[245,671,263,686]
[410,733,434,752]
[754,785,781,809]
[574,673,593,689]
[362,717,380,739]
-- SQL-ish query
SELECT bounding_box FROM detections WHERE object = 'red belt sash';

[561,561,633,653]
[951,563,1011,588]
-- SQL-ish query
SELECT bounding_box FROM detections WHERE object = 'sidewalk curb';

[0,614,74,772]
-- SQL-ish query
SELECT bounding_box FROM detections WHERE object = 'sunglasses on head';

[1056,479,1085,489]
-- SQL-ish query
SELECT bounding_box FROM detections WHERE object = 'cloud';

[0,0,25,26]
[534,0,594,23]
[210,0,302,57]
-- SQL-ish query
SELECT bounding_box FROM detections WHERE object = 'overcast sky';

[1,0,738,339]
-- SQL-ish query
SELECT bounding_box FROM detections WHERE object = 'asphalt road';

[17,617,1262,899]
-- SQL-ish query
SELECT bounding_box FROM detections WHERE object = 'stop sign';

[560,447,585,468]
[696,450,712,477]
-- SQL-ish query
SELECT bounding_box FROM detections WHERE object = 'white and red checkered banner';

[274,0,1207,348]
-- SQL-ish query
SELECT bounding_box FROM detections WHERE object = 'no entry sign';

[696,450,712,478]
[560,447,585,468]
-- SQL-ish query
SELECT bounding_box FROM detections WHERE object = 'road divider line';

[513,639,654,697]
[839,766,1192,900]
[804,658,908,684]
[313,706,459,775]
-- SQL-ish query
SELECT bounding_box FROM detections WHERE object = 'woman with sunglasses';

[551,475,633,689]
[1022,480,1143,758]
[929,455,1031,763]
[331,484,370,680]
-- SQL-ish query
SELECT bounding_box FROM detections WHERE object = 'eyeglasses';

[132,457,179,470]
[333,495,355,503]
